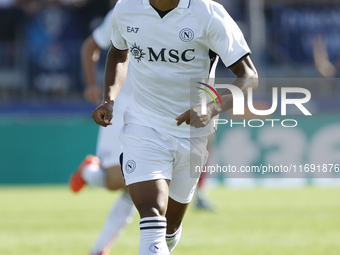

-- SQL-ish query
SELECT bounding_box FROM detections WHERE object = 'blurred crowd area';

[0,0,112,106]
[0,0,340,112]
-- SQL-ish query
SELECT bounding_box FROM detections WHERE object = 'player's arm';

[211,55,258,115]
[91,46,129,127]
[312,34,337,78]
[176,55,258,127]
[177,4,258,127]
[81,35,103,105]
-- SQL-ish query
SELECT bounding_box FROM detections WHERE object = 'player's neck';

[150,0,179,11]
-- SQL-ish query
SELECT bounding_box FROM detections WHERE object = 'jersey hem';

[111,41,129,51]
[169,191,194,204]
[124,175,172,186]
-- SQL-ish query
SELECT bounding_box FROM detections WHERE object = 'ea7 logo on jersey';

[127,26,139,33]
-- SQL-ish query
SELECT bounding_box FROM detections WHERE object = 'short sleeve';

[92,9,114,50]
[110,6,128,50]
[206,5,251,68]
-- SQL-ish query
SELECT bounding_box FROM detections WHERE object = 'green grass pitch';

[1,185,340,255]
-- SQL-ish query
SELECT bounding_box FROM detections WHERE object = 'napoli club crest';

[125,160,136,174]
[179,28,194,42]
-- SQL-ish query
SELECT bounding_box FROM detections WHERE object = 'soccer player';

[92,0,258,254]
[69,7,135,255]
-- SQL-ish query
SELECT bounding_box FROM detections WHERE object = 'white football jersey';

[111,0,251,138]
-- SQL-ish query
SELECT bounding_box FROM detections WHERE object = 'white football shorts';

[119,123,209,204]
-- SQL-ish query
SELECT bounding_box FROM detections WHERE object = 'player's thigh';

[166,137,208,232]
[128,179,170,218]
[120,124,176,217]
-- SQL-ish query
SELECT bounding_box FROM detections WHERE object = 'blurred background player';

[69,5,135,255]
[312,34,339,79]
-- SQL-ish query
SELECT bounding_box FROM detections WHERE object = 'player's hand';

[176,105,213,128]
[91,101,114,127]
[84,86,103,105]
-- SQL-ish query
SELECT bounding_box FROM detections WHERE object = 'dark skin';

[91,0,258,236]
[150,0,179,11]
[92,47,129,127]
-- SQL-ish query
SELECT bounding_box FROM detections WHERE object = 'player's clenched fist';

[176,105,213,128]
[91,101,114,127]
